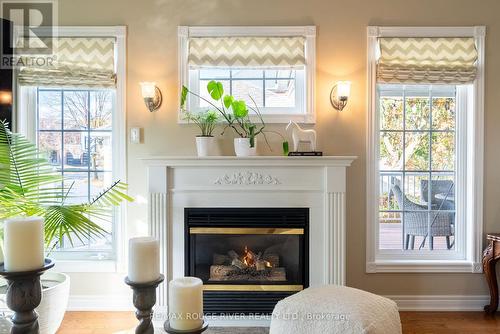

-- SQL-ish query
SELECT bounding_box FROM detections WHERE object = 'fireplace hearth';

[185,208,309,315]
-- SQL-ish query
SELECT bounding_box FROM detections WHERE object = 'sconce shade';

[330,81,351,111]
[140,82,162,112]
[140,82,157,99]
[336,81,351,99]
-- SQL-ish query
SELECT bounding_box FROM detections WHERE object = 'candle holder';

[0,258,55,334]
[164,320,209,334]
[124,274,164,334]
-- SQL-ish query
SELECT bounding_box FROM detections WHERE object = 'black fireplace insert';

[185,208,309,315]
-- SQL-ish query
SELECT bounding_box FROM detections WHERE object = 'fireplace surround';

[185,208,309,314]
[144,156,355,323]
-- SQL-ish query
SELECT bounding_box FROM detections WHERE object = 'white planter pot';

[234,138,257,157]
[195,136,216,157]
[0,272,70,334]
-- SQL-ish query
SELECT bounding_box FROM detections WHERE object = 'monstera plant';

[0,120,133,251]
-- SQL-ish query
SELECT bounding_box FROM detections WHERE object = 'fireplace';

[185,208,309,315]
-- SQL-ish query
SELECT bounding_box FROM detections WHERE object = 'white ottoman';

[270,285,401,334]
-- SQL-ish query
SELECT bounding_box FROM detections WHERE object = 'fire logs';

[209,248,285,282]
[209,266,286,281]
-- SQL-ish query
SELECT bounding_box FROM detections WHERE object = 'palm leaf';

[0,120,134,250]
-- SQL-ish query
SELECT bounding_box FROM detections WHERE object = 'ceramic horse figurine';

[286,120,317,152]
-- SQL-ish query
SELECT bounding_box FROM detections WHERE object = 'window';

[178,26,316,123]
[378,84,459,251]
[37,88,115,256]
[191,68,303,114]
[366,26,485,273]
[15,27,126,265]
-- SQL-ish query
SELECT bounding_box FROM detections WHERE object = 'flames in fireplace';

[242,246,272,269]
[209,246,286,282]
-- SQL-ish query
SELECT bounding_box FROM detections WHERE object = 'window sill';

[177,113,316,125]
[366,260,482,273]
[51,260,118,273]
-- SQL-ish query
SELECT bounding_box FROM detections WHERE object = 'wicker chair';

[391,183,454,250]
[420,179,455,211]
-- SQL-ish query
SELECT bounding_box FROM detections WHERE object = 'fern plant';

[0,120,133,252]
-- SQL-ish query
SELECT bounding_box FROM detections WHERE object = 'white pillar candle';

[3,217,45,272]
[128,237,160,283]
[169,277,203,330]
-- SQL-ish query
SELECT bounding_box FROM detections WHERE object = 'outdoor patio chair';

[391,183,454,250]
[420,179,455,211]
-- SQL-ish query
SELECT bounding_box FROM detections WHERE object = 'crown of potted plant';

[181,81,289,157]
[181,109,220,157]
[0,120,133,334]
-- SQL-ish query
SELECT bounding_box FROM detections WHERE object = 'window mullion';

[87,91,92,249]
[262,70,266,107]
[229,69,233,96]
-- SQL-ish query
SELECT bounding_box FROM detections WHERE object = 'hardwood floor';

[399,312,500,333]
[57,311,500,334]
[57,312,136,334]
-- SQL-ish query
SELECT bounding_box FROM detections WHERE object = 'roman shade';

[188,36,306,68]
[17,37,116,88]
[377,37,478,84]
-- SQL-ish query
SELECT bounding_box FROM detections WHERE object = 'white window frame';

[366,26,485,273]
[178,26,316,124]
[14,26,127,273]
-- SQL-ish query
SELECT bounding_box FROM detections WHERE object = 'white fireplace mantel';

[143,156,356,307]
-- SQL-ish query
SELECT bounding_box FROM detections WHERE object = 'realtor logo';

[1,0,57,68]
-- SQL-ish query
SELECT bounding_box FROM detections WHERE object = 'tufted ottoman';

[270,285,401,334]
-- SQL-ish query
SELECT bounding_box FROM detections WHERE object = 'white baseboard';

[66,294,491,312]
[386,295,490,311]
[67,295,133,311]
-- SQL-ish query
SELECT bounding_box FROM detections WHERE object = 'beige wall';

[59,0,500,298]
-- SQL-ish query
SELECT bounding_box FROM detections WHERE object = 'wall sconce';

[140,82,162,112]
[330,81,351,111]
[0,91,13,105]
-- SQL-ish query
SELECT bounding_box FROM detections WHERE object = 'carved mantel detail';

[213,171,281,185]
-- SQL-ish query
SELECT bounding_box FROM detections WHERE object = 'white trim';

[177,26,316,124]
[141,155,356,167]
[13,26,128,273]
[371,26,486,38]
[365,26,485,273]
[24,25,127,38]
[367,260,481,273]
[113,26,128,273]
[65,293,489,312]
[387,294,489,311]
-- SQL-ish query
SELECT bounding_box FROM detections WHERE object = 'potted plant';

[181,109,219,156]
[0,120,133,334]
[182,81,288,157]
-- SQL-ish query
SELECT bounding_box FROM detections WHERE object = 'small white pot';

[195,136,216,157]
[0,272,70,334]
[234,138,257,157]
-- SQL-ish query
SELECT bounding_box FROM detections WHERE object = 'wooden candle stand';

[0,258,54,334]
[164,320,208,334]
[124,274,164,334]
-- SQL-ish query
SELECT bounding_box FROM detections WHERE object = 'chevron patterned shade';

[377,37,478,84]
[188,36,306,68]
[18,37,116,88]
